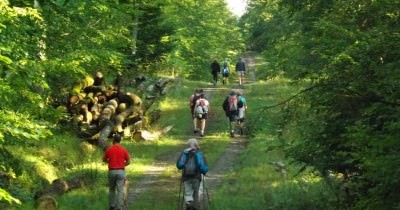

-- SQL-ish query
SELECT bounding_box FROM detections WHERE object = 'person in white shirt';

[193,93,210,137]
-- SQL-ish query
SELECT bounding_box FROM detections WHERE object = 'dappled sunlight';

[252,133,276,142]
[159,99,182,111]
[68,161,109,173]
[18,154,59,183]
[271,181,281,188]
[299,173,324,184]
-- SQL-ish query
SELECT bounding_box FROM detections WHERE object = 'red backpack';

[228,95,238,111]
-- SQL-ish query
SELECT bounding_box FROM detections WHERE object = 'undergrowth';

[209,79,338,210]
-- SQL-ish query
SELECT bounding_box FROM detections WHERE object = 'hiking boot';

[193,130,198,134]
[230,131,234,137]
[200,132,204,137]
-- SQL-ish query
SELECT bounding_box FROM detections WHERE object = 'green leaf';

[0,55,12,65]
[0,187,21,205]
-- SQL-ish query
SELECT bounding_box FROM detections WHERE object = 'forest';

[1,0,399,209]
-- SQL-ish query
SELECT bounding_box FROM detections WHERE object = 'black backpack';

[183,152,199,177]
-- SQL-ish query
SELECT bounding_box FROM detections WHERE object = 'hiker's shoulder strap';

[176,151,188,169]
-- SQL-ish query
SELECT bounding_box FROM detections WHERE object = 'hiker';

[193,93,210,137]
[235,57,246,86]
[221,58,230,85]
[189,89,203,134]
[237,92,247,135]
[210,60,221,86]
[176,138,208,210]
[222,91,239,137]
[103,133,131,210]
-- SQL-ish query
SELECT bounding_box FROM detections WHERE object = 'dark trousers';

[212,72,218,84]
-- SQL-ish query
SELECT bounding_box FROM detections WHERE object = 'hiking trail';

[127,52,258,209]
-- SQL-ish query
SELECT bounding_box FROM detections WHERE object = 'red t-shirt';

[103,144,130,170]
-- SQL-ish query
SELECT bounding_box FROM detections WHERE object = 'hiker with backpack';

[193,93,210,137]
[189,89,203,134]
[237,92,247,135]
[235,57,246,86]
[222,91,239,137]
[103,133,131,210]
[221,58,230,85]
[176,138,208,210]
[210,60,221,86]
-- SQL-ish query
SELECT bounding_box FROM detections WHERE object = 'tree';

[163,0,244,78]
[243,0,400,208]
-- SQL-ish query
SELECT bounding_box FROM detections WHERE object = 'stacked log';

[66,73,172,147]
[39,73,173,209]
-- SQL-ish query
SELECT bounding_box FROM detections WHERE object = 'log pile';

[34,73,173,209]
[66,72,172,148]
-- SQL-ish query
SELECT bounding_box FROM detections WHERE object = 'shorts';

[237,71,245,76]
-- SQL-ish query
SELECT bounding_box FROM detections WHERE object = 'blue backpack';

[222,63,229,76]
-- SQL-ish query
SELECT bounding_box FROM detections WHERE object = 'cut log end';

[36,195,57,210]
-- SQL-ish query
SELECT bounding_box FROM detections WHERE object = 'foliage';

[243,0,400,208]
[0,187,20,205]
[0,1,52,205]
[211,81,337,210]
[1,0,247,207]
[162,0,244,78]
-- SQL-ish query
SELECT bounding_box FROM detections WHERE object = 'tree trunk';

[131,0,139,55]
[35,178,84,210]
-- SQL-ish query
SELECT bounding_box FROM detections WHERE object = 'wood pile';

[66,72,172,149]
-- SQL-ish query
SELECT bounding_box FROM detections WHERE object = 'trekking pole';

[202,175,211,207]
[177,175,183,210]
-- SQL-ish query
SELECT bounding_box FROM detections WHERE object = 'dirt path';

[127,53,258,209]
[126,89,216,208]
[199,53,257,204]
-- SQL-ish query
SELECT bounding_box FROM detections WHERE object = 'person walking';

[103,134,131,210]
[235,57,246,86]
[210,60,220,86]
[237,92,247,135]
[222,91,239,137]
[189,89,203,134]
[193,93,210,137]
[176,138,208,210]
[221,58,230,85]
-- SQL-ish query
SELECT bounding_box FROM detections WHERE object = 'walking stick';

[202,175,211,207]
[177,175,183,210]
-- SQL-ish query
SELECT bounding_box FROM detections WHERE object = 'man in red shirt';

[103,134,130,210]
